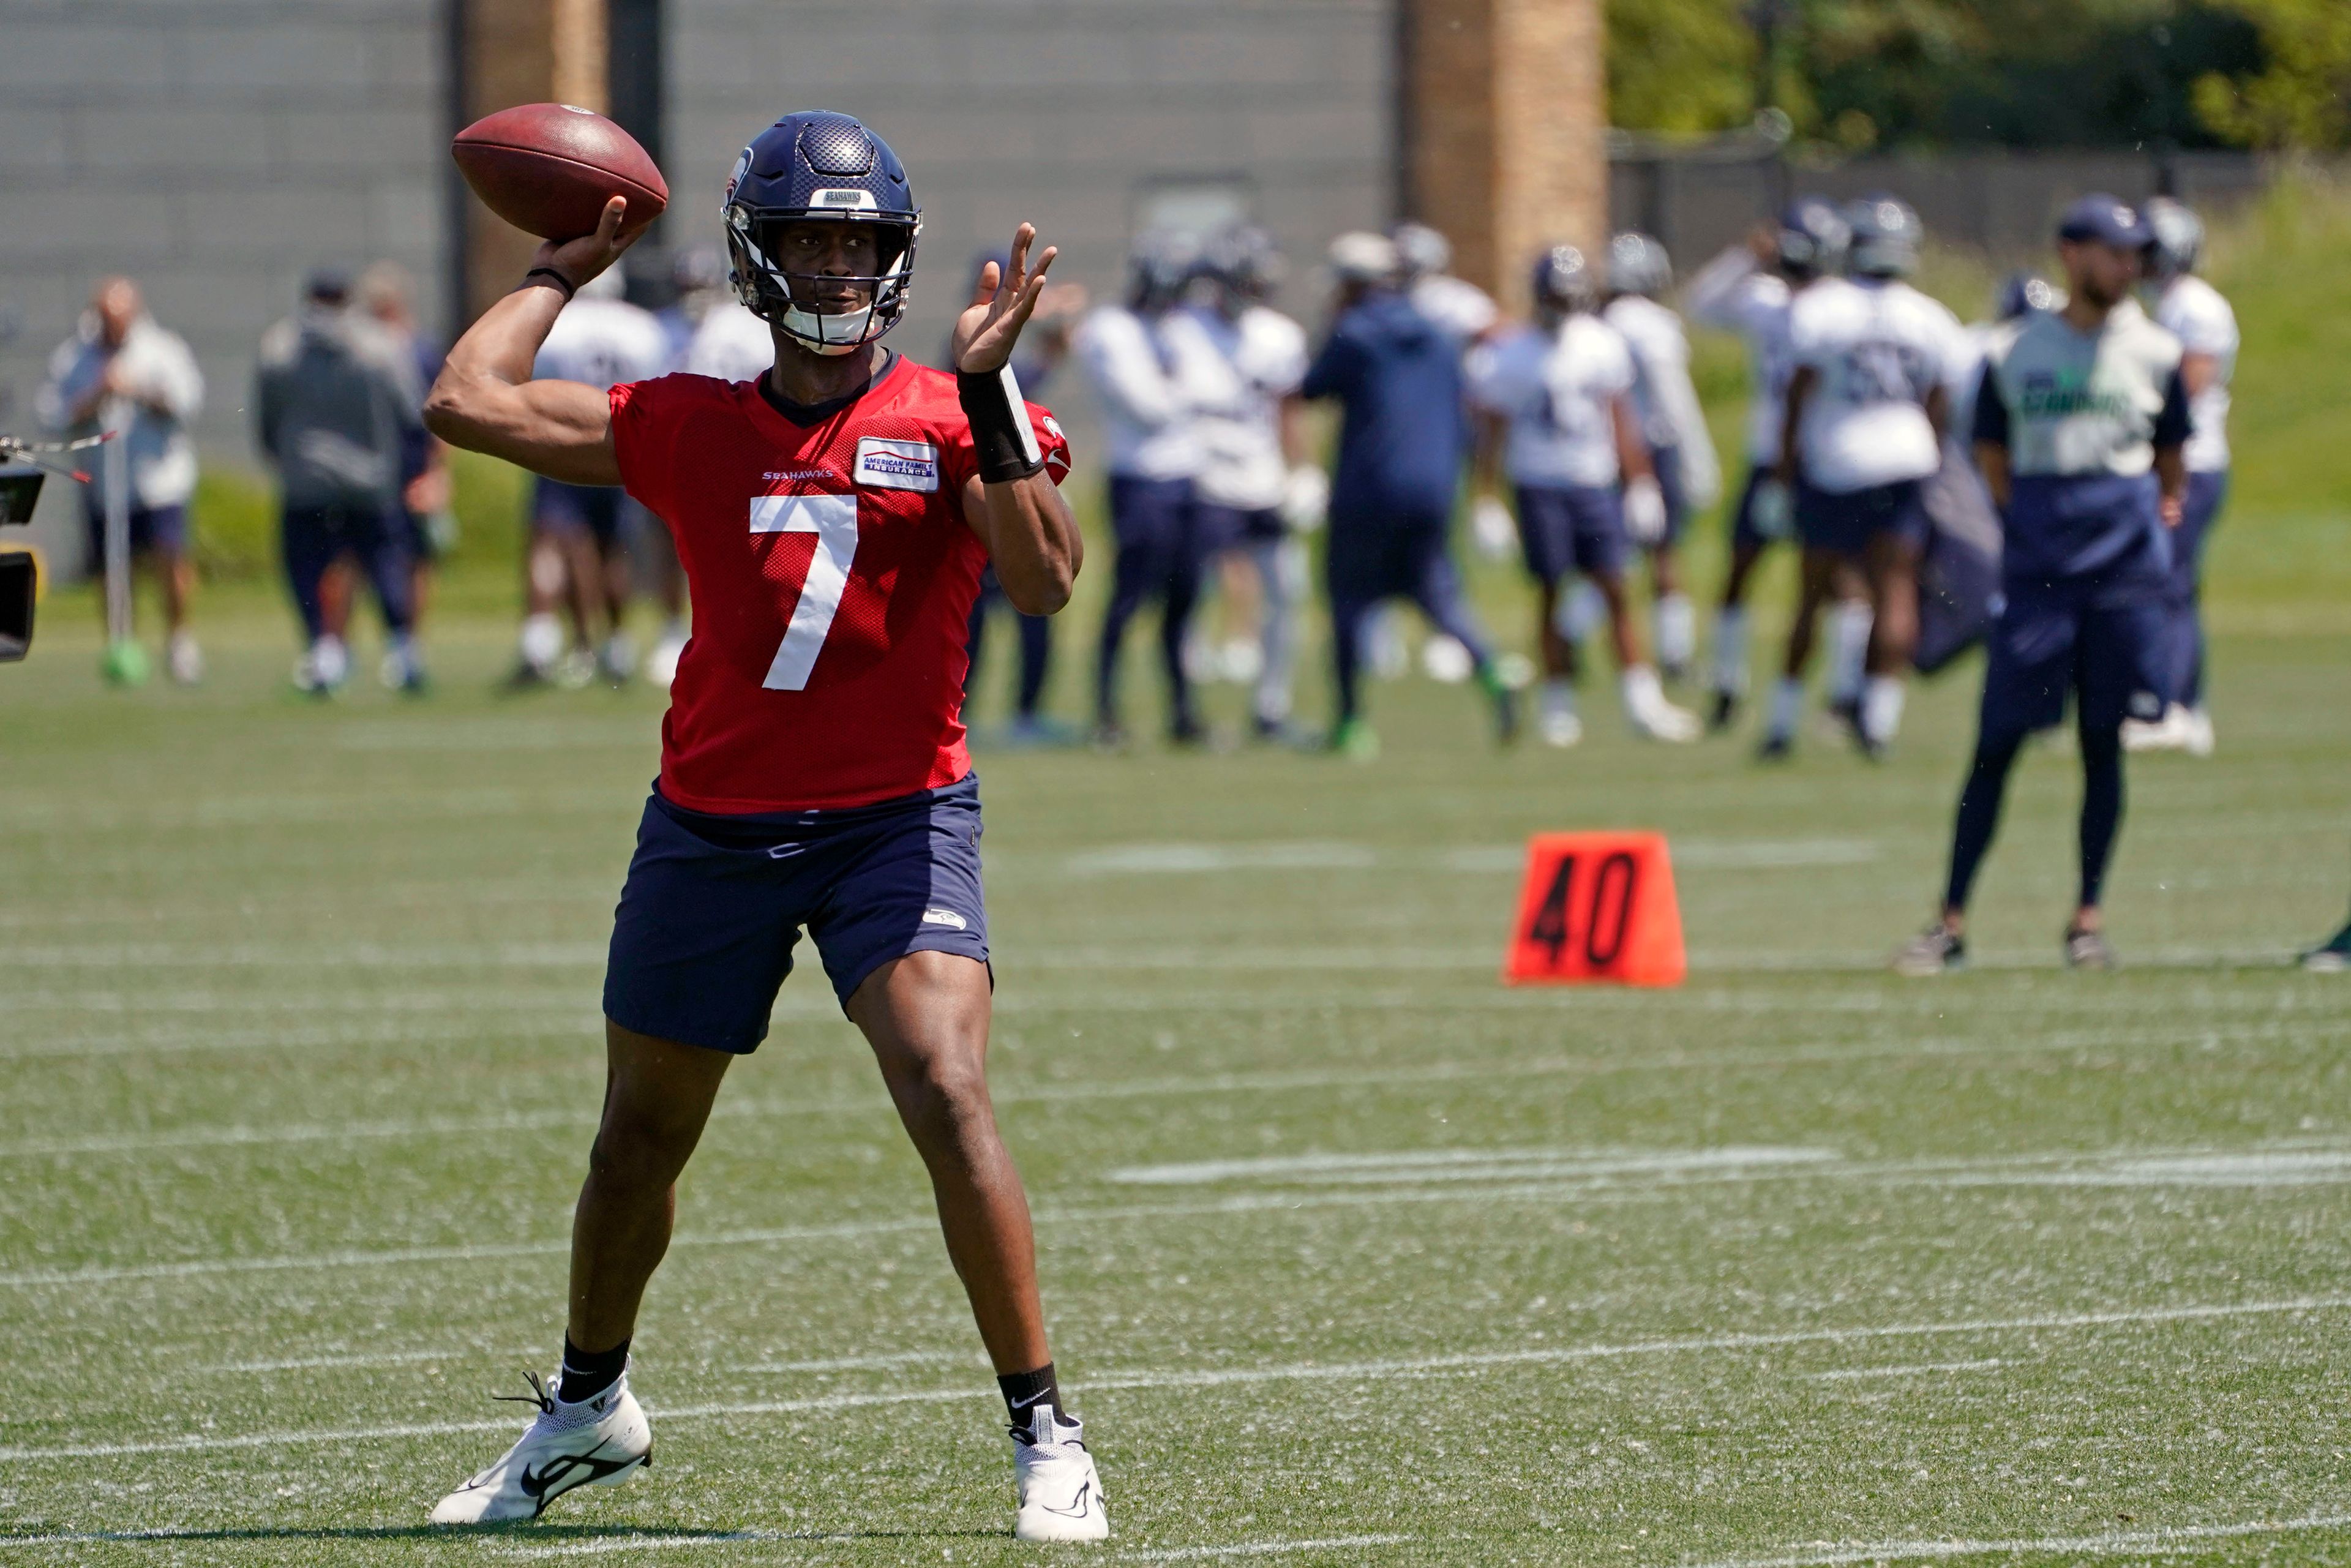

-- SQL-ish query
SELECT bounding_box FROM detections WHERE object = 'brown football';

[452,103,669,242]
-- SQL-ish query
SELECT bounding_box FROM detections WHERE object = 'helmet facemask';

[726,205,920,356]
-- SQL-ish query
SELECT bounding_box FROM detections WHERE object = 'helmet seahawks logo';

[722,147,751,209]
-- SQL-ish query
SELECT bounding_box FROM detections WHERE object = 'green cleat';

[100,639,151,688]
[1330,717,1381,762]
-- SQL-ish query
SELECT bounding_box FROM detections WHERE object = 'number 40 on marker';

[1503,831,1685,988]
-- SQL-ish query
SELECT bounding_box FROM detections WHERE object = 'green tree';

[2195,0,2351,147]
[1606,0,1762,135]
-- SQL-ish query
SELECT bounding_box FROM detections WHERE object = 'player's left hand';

[1624,476,1669,545]
[2159,491,2184,528]
[954,223,1059,374]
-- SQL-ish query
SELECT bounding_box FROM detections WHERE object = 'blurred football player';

[420,111,1104,1540]
[37,276,206,683]
[1303,231,1518,759]
[358,262,453,646]
[1685,198,1854,730]
[2123,197,2237,757]
[1469,245,1700,746]
[1391,220,1499,347]
[255,268,424,693]
[1764,195,1963,760]
[959,249,1086,744]
[1603,231,1719,684]
[1164,223,1313,738]
[1896,195,2188,974]
[512,266,669,687]
[1075,231,1207,745]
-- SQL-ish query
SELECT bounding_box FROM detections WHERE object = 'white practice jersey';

[681,300,776,384]
[1412,272,1499,345]
[1468,315,1635,490]
[1603,293,1720,506]
[1788,276,1963,493]
[535,297,670,392]
[2153,274,2237,472]
[1684,247,1794,465]
[1074,305,1202,481]
[1164,302,1308,511]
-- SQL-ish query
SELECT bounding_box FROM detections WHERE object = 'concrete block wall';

[0,0,451,572]
[662,0,1399,387]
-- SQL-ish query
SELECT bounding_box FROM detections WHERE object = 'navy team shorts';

[84,499,187,560]
[534,478,628,547]
[1728,468,1790,553]
[1515,483,1628,583]
[1796,478,1929,557]
[1193,503,1284,557]
[602,775,991,1052]
[1978,573,2169,746]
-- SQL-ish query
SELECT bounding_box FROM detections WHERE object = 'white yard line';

[1674,1509,2351,1567]
[10,1141,2349,1289]
[5,1294,2345,1465]
[1123,1536,1415,1561]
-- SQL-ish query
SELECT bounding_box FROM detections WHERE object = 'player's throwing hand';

[954,223,1058,373]
[534,197,643,294]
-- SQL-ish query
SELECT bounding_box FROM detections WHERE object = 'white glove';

[1280,465,1329,533]
[1749,476,1794,541]
[1623,476,1668,546]
[1471,495,1517,561]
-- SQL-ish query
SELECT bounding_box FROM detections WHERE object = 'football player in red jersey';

[420,112,1106,1542]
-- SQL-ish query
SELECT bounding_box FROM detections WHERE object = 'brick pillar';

[459,0,610,317]
[1404,0,1607,315]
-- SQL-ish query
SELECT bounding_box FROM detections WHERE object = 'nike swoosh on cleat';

[519,1442,642,1510]
[1040,1480,1095,1518]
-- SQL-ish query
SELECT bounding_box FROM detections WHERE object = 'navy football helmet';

[1124,230,1198,314]
[1607,231,1673,298]
[1203,223,1285,311]
[1844,193,1924,279]
[722,111,920,356]
[1390,222,1452,282]
[1531,245,1599,320]
[1775,196,1851,281]
[2143,197,2205,282]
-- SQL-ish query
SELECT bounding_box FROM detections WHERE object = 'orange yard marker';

[1503,831,1685,987]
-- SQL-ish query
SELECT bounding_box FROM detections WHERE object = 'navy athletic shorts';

[1515,483,1628,583]
[602,775,991,1052]
[1796,477,1929,557]
[1728,467,1791,553]
[534,478,628,547]
[84,500,187,560]
[1193,503,1284,556]
[1978,572,2169,746]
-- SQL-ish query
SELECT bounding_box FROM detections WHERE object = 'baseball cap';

[2057,194,2151,249]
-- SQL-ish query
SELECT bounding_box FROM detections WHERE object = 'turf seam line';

[5,1294,2344,1463]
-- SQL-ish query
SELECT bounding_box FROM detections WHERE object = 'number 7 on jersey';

[749,493,860,690]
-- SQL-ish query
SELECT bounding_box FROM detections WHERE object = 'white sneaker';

[598,632,637,686]
[1011,1406,1109,1544]
[294,636,350,696]
[1622,668,1701,743]
[429,1371,651,1526]
[2121,703,2195,753]
[2183,707,2215,758]
[166,632,203,686]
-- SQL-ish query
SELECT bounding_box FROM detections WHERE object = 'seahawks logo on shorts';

[921,907,969,930]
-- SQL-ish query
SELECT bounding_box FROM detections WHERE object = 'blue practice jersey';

[1973,299,2189,582]
[1302,291,1468,522]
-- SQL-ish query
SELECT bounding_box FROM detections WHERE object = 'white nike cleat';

[1622,667,1701,743]
[429,1370,651,1526]
[1012,1406,1109,1544]
[2121,703,2195,753]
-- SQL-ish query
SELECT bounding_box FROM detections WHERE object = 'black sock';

[558,1336,629,1405]
[998,1363,1063,1429]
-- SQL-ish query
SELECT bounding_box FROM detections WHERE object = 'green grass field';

[6,178,2351,1567]
[3,571,2348,1566]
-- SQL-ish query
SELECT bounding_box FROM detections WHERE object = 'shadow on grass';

[0,1522,1007,1547]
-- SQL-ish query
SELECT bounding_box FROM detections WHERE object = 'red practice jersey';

[609,356,1071,812]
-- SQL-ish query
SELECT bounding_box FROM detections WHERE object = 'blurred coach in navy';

[1299,232,1517,759]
